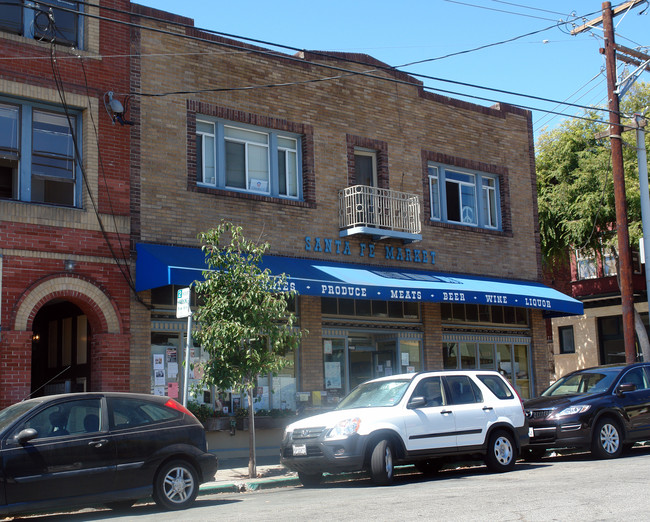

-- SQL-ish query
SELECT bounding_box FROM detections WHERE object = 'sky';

[135,0,649,139]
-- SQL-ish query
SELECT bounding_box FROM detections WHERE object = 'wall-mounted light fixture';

[64,259,76,271]
[32,333,40,342]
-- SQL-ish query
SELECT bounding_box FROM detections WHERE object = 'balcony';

[338,185,422,243]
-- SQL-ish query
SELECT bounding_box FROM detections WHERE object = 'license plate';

[292,444,307,456]
[528,427,534,438]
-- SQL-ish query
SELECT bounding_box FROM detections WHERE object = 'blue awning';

[135,243,583,316]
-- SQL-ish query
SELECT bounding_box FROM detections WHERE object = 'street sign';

[176,287,191,318]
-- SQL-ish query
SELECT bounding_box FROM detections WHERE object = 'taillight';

[512,387,525,415]
[164,398,195,418]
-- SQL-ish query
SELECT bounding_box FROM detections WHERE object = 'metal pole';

[638,115,650,294]
[183,312,192,407]
[603,2,637,362]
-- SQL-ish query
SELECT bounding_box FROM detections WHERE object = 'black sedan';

[524,363,650,460]
[0,392,218,517]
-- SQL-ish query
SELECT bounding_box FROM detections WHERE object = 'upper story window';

[0,100,81,207]
[428,163,500,229]
[0,0,82,47]
[196,119,301,200]
[354,148,377,187]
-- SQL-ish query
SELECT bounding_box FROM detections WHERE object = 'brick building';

[0,1,132,408]
[128,5,581,410]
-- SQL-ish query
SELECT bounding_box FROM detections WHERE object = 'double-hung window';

[0,100,81,207]
[428,163,500,230]
[0,0,83,47]
[196,118,301,200]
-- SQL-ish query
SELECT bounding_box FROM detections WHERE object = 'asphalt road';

[13,446,650,522]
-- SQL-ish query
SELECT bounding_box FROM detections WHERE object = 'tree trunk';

[634,306,650,362]
[248,387,257,478]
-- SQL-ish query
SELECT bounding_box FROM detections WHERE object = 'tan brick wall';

[131,14,547,396]
[134,25,538,283]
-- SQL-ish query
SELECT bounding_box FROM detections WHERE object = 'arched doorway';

[30,300,91,397]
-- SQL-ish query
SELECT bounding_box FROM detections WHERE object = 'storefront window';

[496,344,512,381]
[443,342,458,369]
[460,342,477,368]
[514,344,530,399]
[479,343,495,369]
[324,338,347,403]
[399,340,421,373]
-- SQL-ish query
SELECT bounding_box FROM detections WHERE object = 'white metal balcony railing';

[338,185,421,238]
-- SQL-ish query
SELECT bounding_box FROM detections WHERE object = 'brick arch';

[13,276,121,335]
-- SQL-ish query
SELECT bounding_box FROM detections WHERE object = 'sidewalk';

[199,455,301,495]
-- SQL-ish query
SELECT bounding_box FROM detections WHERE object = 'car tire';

[153,459,199,510]
[521,447,546,462]
[591,417,623,459]
[485,430,516,472]
[105,500,136,511]
[370,438,395,486]
[298,472,323,487]
[415,459,442,476]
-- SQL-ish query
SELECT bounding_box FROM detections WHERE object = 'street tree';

[192,221,305,478]
[536,81,649,358]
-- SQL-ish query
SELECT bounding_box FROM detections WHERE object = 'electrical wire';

[22,0,628,121]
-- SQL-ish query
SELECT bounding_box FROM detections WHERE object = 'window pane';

[34,1,79,46]
[459,342,477,368]
[31,177,75,205]
[196,121,214,134]
[479,343,495,369]
[446,180,461,222]
[286,150,297,196]
[0,0,23,34]
[33,111,74,163]
[0,103,19,150]
[248,143,269,191]
[278,137,296,149]
[443,342,458,369]
[202,134,215,184]
[225,125,268,145]
[278,151,286,194]
[225,141,245,188]
[559,326,575,354]
[460,184,476,224]
[354,153,375,186]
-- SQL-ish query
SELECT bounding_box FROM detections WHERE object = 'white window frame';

[354,148,378,187]
[196,118,302,200]
[428,162,500,230]
[575,249,597,280]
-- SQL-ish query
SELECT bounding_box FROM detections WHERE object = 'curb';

[199,476,301,495]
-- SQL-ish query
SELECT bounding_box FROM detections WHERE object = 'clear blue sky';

[136,0,649,138]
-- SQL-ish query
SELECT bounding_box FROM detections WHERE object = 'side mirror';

[14,428,38,444]
[616,383,637,396]
[407,396,426,409]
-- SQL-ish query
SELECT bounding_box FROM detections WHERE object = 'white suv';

[281,370,528,486]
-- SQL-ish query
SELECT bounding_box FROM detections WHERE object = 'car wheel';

[370,439,394,485]
[485,430,516,472]
[591,418,623,459]
[105,500,136,511]
[415,459,442,476]
[153,459,199,510]
[521,447,546,462]
[298,472,323,487]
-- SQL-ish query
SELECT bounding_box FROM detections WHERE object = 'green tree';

[192,221,305,477]
[537,81,649,358]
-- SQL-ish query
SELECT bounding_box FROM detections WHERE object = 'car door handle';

[440,410,453,415]
[89,439,109,448]
[482,406,494,411]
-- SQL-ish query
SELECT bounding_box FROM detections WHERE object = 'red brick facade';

[0,1,133,408]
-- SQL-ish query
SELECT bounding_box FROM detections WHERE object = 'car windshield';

[541,368,621,397]
[335,379,411,410]
[0,400,42,430]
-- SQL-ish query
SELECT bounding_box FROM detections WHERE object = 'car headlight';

[326,418,361,439]
[552,405,591,418]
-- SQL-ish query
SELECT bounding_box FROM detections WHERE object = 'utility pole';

[572,1,645,363]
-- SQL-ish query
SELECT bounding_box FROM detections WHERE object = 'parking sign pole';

[176,288,192,407]
[183,312,192,407]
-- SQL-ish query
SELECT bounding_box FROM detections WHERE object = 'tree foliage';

[192,221,304,393]
[536,81,649,263]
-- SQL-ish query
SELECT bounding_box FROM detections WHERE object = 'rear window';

[109,397,180,430]
[477,374,514,400]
